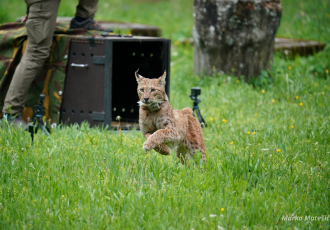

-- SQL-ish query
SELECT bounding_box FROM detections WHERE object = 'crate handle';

[71,63,88,68]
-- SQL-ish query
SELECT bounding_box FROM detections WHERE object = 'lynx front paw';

[143,141,153,152]
[143,138,160,152]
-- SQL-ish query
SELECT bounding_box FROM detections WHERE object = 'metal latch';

[92,112,105,121]
[71,63,88,68]
[88,37,95,48]
[93,56,105,65]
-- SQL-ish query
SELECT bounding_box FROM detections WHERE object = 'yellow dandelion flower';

[262,89,265,93]
[210,117,214,121]
[326,69,329,74]
[254,113,258,116]
[174,40,180,46]
[322,92,325,95]
[237,79,240,83]
[288,66,292,70]
[252,131,256,135]
[250,155,253,157]
[230,141,234,144]
[222,119,227,123]
[295,96,299,99]
[299,102,303,106]
[291,126,294,129]
[271,99,275,103]
[221,208,225,212]
[247,131,250,134]
[276,149,281,152]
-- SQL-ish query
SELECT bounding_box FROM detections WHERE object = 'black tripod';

[28,94,51,145]
[190,87,207,128]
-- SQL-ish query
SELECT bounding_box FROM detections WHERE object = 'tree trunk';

[193,0,282,81]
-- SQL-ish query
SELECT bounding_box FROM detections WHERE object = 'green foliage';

[1,0,330,229]
[305,46,330,79]
[0,1,8,24]
[248,70,273,89]
[277,0,330,43]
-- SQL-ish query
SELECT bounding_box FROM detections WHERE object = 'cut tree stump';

[193,0,282,80]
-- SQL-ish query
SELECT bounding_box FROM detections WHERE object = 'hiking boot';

[69,18,113,32]
[2,113,27,129]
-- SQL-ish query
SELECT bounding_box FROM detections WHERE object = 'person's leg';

[75,0,98,19]
[70,0,112,31]
[3,0,61,116]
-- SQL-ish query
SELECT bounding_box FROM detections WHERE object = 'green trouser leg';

[3,0,61,115]
[75,0,99,19]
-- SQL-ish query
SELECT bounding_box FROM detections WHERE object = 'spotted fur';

[135,70,207,164]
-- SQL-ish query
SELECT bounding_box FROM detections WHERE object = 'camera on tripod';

[35,94,45,110]
[28,94,51,145]
[190,87,201,97]
[190,87,207,128]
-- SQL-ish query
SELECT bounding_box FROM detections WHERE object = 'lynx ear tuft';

[158,71,166,87]
[135,68,144,84]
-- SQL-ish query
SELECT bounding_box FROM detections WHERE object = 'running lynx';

[135,70,207,164]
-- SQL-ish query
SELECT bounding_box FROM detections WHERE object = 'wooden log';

[16,17,162,37]
[180,37,326,58]
[193,0,282,80]
[275,37,326,57]
[99,21,161,37]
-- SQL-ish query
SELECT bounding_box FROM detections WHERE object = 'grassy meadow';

[1,0,330,229]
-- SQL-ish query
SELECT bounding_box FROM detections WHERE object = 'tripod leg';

[196,107,207,127]
[37,116,50,136]
[192,108,195,117]
[193,107,204,127]
[28,125,35,145]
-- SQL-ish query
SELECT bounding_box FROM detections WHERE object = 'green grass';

[1,0,330,229]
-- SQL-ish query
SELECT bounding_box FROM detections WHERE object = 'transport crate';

[60,35,171,129]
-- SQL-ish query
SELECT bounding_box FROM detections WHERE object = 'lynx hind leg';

[144,133,171,155]
[154,145,171,155]
[175,145,190,165]
[185,114,207,164]
[176,145,202,166]
[200,151,207,164]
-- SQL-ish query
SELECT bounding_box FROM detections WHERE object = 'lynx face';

[135,70,167,106]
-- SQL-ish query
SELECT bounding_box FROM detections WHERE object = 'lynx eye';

[140,88,144,92]
[150,88,156,92]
